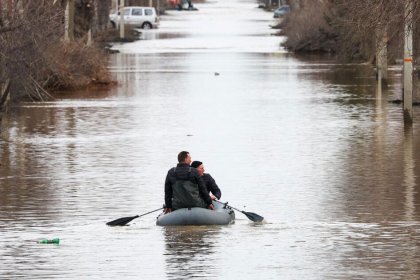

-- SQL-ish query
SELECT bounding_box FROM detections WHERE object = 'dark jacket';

[202,173,221,200]
[165,163,212,209]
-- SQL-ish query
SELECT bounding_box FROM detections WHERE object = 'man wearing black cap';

[190,160,222,200]
[164,151,214,214]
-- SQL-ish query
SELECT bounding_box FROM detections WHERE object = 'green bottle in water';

[38,238,60,244]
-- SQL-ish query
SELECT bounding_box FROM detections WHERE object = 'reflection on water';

[403,124,415,221]
[3,0,420,278]
[3,49,420,278]
[163,226,221,279]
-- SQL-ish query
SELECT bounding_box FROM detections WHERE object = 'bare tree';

[0,0,112,104]
[0,0,64,101]
[94,0,112,32]
[283,0,420,63]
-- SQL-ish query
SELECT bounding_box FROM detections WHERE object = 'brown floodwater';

[2,0,420,279]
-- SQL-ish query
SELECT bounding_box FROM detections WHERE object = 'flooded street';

[2,0,420,279]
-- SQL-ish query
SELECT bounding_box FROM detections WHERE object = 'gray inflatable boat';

[156,202,235,226]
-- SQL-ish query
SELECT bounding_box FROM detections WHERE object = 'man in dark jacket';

[164,151,214,213]
[190,160,222,200]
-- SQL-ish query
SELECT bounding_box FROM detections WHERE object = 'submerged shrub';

[45,41,112,90]
[0,1,113,102]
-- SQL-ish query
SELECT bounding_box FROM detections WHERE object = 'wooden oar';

[106,207,163,226]
[214,200,264,222]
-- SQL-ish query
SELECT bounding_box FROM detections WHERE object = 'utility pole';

[64,0,75,41]
[119,0,125,39]
[403,0,413,124]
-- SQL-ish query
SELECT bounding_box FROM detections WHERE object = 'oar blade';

[106,215,139,226]
[242,211,264,223]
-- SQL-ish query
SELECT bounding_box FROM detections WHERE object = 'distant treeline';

[282,0,420,64]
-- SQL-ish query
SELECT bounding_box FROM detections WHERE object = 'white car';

[110,6,159,29]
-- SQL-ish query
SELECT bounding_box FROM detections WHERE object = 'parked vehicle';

[167,0,197,11]
[273,5,290,18]
[110,6,159,29]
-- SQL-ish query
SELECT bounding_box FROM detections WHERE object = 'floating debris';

[38,238,60,244]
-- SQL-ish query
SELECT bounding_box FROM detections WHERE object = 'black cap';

[191,161,203,168]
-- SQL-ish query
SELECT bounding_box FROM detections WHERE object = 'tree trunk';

[94,0,112,33]
[65,0,75,41]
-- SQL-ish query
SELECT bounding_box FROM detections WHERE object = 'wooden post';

[64,0,75,41]
[149,0,153,7]
[403,0,413,124]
